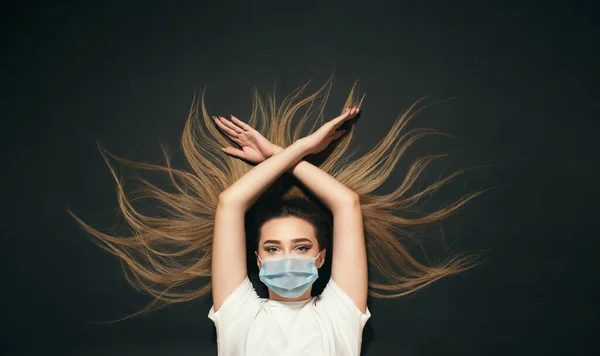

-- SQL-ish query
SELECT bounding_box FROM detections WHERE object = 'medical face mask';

[257,252,321,299]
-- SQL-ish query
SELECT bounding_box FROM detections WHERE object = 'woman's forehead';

[261,216,314,232]
[259,217,316,243]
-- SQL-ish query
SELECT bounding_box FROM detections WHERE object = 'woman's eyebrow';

[262,237,313,245]
[262,239,280,245]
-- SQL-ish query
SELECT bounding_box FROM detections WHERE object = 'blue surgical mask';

[256,252,322,299]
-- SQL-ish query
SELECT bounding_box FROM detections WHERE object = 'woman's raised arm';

[214,107,367,313]
[281,153,368,314]
[211,138,311,311]
[211,107,356,311]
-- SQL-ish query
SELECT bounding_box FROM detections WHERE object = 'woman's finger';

[337,106,360,123]
[219,116,244,134]
[220,146,245,158]
[213,116,239,138]
[327,109,350,130]
[321,130,345,146]
[320,107,356,133]
[230,115,252,131]
[327,109,348,127]
[331,129,346,140]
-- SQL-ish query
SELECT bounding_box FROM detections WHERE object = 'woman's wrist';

[271,145,284,156]
[269,142,307,174]
[271,138,312,156]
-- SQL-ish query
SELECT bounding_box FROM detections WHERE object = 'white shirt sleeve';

[316,277,371,339]
[207,276,263,354]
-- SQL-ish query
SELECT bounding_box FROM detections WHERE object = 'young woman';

[210,106,368,355]
[72,80,483,355]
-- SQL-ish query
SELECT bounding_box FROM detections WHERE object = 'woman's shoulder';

[208,275,263,323]
[316,277,371,320]
[316,277,344,301]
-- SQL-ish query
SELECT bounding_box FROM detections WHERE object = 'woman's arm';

[271,146,358,209]
[212,139,311,311]
[273,147,368,313]
[211,109,355,312]
[214,109,367,313]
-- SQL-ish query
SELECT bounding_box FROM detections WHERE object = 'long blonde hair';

[70,78,487,323]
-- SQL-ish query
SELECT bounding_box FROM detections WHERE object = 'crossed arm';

[211,109,368,314]
[272,146,368,313]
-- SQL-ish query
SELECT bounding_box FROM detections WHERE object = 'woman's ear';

[317,249,326,268]
[255,251,262,269]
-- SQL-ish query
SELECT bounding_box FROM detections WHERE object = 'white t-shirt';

[208,276,371,356]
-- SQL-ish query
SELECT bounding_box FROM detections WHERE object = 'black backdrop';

[3,1,599,355]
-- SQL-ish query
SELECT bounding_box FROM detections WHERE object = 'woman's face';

[256,216,325,268]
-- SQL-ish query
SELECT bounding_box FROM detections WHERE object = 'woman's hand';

[212,115,281,164]
[213,106,359,162]
[301,106,360,155]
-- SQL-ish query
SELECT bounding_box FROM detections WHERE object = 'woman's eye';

[265,247,278,253]
[296,246,310,252]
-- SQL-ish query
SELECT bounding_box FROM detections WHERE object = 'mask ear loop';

[314,252,324,269]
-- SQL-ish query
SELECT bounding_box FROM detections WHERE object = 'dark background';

[3,0,599,355]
